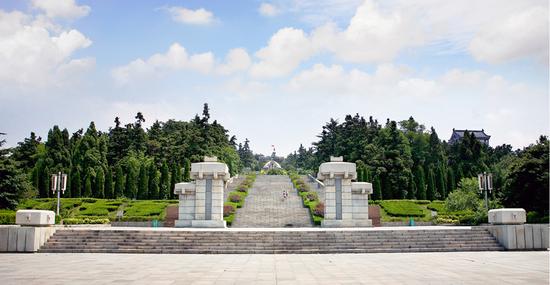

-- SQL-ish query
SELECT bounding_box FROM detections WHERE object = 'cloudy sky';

[0,0,548,155]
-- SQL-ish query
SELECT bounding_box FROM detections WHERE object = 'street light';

[51,172,67,216]
[477,172,493,211]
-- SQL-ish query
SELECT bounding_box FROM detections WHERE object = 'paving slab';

[0,251,547,284]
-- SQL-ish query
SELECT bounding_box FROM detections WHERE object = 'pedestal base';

[321,219,372,228]
[174,220,192,227]
[191,220,226,228]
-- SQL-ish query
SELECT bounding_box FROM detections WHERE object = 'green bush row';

[289,172,324,224]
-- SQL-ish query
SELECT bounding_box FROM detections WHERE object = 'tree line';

[283,115,548,216]
[1,104,257,208]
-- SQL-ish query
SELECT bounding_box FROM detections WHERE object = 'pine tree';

[446,167,456,194]
[407,171,416,199]
[71,169,81,198]
[159,162,170,199]
[137,163,149,200]
[83,170,92,197]
[104,167,113,199]
[148,163,159,199]
[436,165,447,199]
[373,175,382,200]
[183,159,191,181]
[415,166,426,200]
[170,163,180,199]
[125,165,137,199]
[114,165,124,198]
[96,167,105,198]
[426,167,436,201]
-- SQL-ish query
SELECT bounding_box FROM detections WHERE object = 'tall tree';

[426,166,436,201]
[137,163,149,200]
[104,167,113,199]
[372,175,382,200]
[95,167,105,198]
[414,166,427,200]
[114,164,124,198]
[148,163,159,199]
[159,162,170,199]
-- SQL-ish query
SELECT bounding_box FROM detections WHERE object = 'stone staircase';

[231,175,313,228]
[39,228,504,254]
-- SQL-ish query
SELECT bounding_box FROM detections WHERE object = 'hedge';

[224,174,256,225]
[63,217,110,225]
[379,200,425,217]
[0,212,16,225]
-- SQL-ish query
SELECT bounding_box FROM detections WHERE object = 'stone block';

[174,182,195,195]
[325,192,335,200]
[16,210,55,226]
[533,225,542,248]
[191,220,226,228]
[515,225,525,249]
[342,213,352,220]
[179,213,194,220]
[7,227,18,251]
[175,220,192,227]
[351,182,373,194]
[0,227,9,251]
[352,213,369,220]
[524,224,534,249]
[318,160,357,180]
[16,227,28,252]
[325,212,335,219]
[488,208,526,225]
[325,206,336,214]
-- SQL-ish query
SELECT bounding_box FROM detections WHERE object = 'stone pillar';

[318,156,373,227]
[174,157,229,228]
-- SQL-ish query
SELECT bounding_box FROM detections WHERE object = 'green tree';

[148,163,159,199]
[137,163,149,200]
[125,164,137,199]
[159,162,170,199]
[435,164,447,199]
[502,136,549,215]
[71,169,81,198]
[407,171,417,199]
[372,175,382,200]
[95,167,105,198]
[415,166,426,200]
[104,167,113,199]
[446,167,456,194]
[426,166,436,201]
[83,169,93,197]
[114,164,125,198]
[0,135,32,209]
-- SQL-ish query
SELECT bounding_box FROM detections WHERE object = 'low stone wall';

[482,224,549,250]
[381,221,434,227]
[0,225,56,252]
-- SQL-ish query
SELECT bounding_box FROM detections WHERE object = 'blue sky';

[0,0,548,155]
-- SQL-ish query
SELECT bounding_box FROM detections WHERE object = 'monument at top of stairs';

[318,156,373,227]
[174,156,229,228]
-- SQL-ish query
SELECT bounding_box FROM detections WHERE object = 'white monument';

[174,157,229,228]
[318,156,373,227]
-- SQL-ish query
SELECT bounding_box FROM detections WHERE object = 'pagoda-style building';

[449,129,491,145]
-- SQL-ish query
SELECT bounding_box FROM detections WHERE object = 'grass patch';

[379,200,425,217]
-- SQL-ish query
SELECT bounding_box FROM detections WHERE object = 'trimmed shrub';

[306,192,318,202]
[0,212,16,224]
[313,203,325,217]
[229,193,242,203]
[223,204,236,217]
[63,217,110,225]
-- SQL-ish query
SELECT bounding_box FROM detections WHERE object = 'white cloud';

[319,0,425,63]
[0,9,93,89]
[32,0,90,19]
[259,3,280,17]
[216,48,251,75]
[250,27,315,78]
[167,6,215,25]
[111,43,215,85]
[468,5,548,64]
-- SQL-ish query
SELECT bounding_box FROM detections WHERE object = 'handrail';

[307,174,325,188]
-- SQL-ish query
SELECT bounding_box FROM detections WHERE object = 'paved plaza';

[0,251,548,284]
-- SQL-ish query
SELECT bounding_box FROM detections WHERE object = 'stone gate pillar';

[174,157,229,228]
[317,156,373,227]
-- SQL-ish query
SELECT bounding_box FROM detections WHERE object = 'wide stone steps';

[39,228,504,254]
[231,175,313,228]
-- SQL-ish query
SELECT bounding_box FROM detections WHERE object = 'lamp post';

[51,172,67,216]
[477,172,493,211]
